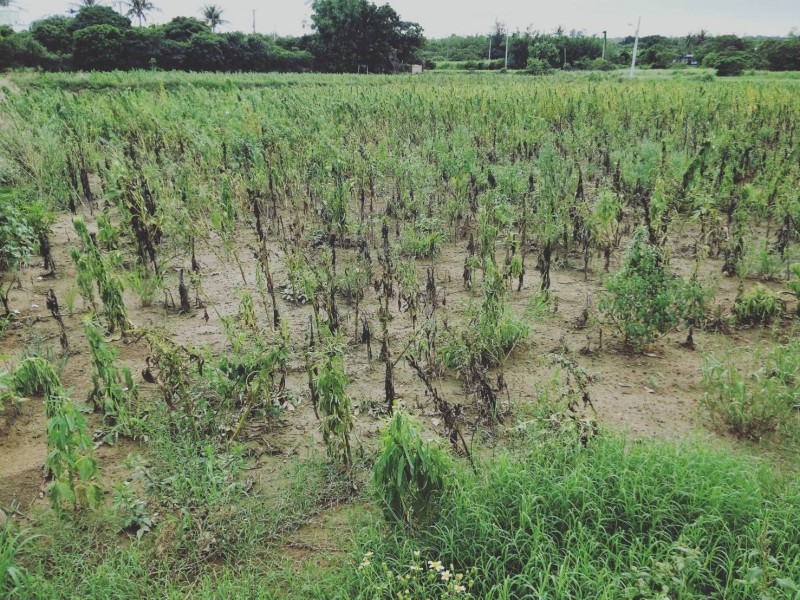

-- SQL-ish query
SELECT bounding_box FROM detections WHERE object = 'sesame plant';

[71,217,131,335]
[84,316,139,434]
[45,394,104,511]
[314,329,353,466]
[600,228,687,350]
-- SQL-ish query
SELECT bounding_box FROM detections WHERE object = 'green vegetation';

[703,336,800,443]
[373,411,450,523]
[1,68,800,598]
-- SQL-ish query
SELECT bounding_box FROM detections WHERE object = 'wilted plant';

[71,217,131,335]
[84,316,138,433]
[314,330,353,466]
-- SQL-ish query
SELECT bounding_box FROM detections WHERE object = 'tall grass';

[339,434,800,599]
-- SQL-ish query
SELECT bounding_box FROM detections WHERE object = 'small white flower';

[428,560,443,571]
[454,584,466,593]
[441,570,452,581]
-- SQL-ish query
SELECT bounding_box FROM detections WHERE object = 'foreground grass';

[7,428,799,599]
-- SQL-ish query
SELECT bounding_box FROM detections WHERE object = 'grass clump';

[338,432,800,599]
[734,284,784,326]
[702,337,800,443]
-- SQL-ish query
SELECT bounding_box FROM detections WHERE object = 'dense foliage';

[3,3,799,73]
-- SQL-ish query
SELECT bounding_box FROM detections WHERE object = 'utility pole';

[252,9,256,34]
[488,36,492,67]
[504,25,509,70]
[602,30,607,60]
[630,17,641,79]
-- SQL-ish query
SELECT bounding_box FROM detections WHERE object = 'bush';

[713,52,749,77]
[703,338,800,443]
[525,57,551,75]
[734,284,784,325]
[600,228,686,350]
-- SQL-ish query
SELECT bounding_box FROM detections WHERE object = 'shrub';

[702,338,800,442]
[525,58,551,75]
[374,411,450,523]
[715,54,748,77]
[600,228,686,350]
[734,284,784,326]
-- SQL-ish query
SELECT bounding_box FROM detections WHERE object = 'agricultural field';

[1,71,800,598]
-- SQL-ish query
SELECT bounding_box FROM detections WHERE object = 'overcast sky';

[10,0,799,38]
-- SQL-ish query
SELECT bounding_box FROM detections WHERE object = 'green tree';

[30,16,74,55]
[310,0,423,73]
[201,4,226,33]
[162,16,209,42]
[72,24,124,70]
[69,5,130,32]
[125,0,157,27]
[185,32,225,70]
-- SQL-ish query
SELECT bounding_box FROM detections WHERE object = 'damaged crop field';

[1,71,800,598]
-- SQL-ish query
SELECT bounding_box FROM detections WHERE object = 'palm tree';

[125,0,157,26]
[68,0,105,12]
[201,4,226,33]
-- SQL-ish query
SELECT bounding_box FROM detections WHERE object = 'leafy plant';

[84,315,138,433]
[600,228,686,350]
[125,265,163,308]
[374,410,450,523]
[440,258,530,371]
[400,217,445,258]
[314,330,353,466]
[71,217,131,334]
[45,395,104,511]
[734,284,784,326]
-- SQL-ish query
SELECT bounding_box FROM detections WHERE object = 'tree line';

[0,0,423,73]
[1,0,798,74]
[424,26,800,74]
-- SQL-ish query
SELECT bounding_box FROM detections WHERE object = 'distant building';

[676,54,700,66]
[411,64,423,74]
